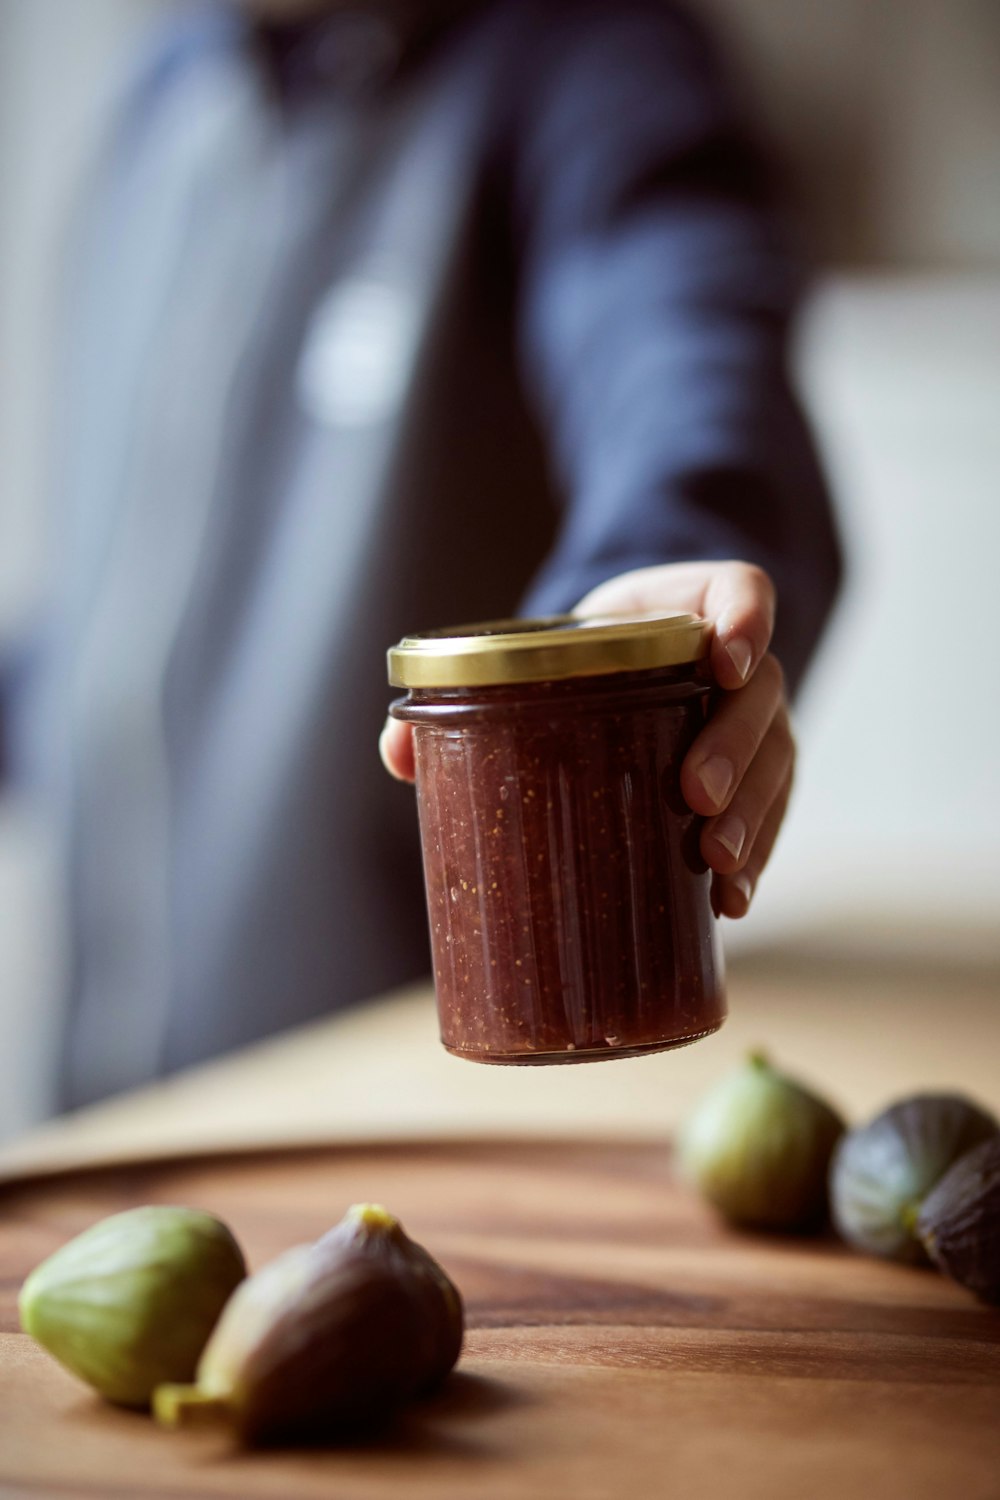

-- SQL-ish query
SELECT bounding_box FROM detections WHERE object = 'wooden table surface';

[1,925,998,1498]
[3,1136,1000,1500]
[1,923,997,1181]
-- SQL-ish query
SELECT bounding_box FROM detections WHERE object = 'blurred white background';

[1,0,998,1139]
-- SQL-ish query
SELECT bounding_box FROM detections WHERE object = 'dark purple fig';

[830,1094,998,1262]
[917,1136,1000,1304]
[154,1204,463,1442]
[316,1202,463,1388]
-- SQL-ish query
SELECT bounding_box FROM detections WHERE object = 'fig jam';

[388,615,725,1064]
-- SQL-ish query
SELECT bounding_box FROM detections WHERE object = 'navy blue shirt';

[7,0,841,1108]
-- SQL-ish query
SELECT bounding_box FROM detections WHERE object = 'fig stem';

[747,1050,771,1071]
[348,1203,400,1233]
[153,1383,231,1429]
[898,1199,922,1235]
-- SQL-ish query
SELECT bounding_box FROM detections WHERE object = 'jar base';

[441,1018,725,1066]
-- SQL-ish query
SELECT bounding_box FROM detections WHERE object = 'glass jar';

[387,613,725,1064]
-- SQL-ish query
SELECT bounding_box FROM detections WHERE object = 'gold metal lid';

[387,612,711,688]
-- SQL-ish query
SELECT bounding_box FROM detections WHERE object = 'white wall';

[698,0,1000,269]
[740,276,1000,948]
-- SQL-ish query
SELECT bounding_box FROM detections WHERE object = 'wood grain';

[4,933,998,1185]
[1,1138,999,1500]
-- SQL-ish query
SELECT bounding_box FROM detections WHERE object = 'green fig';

[678,1051,846,1230]
[830,1093,998,1262]
[154,1203,464,1443]
[19,1205,246,1407]
[917,1135,1000,1304]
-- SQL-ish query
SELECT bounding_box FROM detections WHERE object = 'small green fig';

[830,1093,998,1262]
[154,1203,463,1443]
[678,1051,846,1230]
[18,1205,246,1407]
[917,1135,1000,1304]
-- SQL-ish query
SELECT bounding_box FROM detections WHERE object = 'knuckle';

[741,563,776,610]
[757,651,785,698]
[725,714,761,771]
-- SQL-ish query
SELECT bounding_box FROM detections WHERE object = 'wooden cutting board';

[1,1137,998,1500]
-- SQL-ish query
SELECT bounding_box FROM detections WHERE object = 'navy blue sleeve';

[510,1,843,694]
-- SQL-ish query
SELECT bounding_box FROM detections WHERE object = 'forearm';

[522,447,843,701]
[510,1,843,695]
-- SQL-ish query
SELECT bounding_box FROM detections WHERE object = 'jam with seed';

[388,615,725,1064]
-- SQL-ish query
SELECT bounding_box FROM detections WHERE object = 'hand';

[380,560,793,918]
[570,562,792,919]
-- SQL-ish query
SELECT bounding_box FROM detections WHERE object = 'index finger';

[573,560,776,691]
[702,563,776,691]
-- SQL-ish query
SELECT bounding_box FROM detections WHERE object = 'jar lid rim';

[387,612,712,688]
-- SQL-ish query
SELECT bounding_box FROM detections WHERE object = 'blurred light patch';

[297,273,421,427]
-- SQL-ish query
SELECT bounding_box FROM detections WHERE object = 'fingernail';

[698,755,734,808]
[726,637,753,683]
[732,872,754,910]
[713,815,746,863]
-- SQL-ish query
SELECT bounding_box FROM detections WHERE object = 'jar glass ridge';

[388,615,726,1064]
